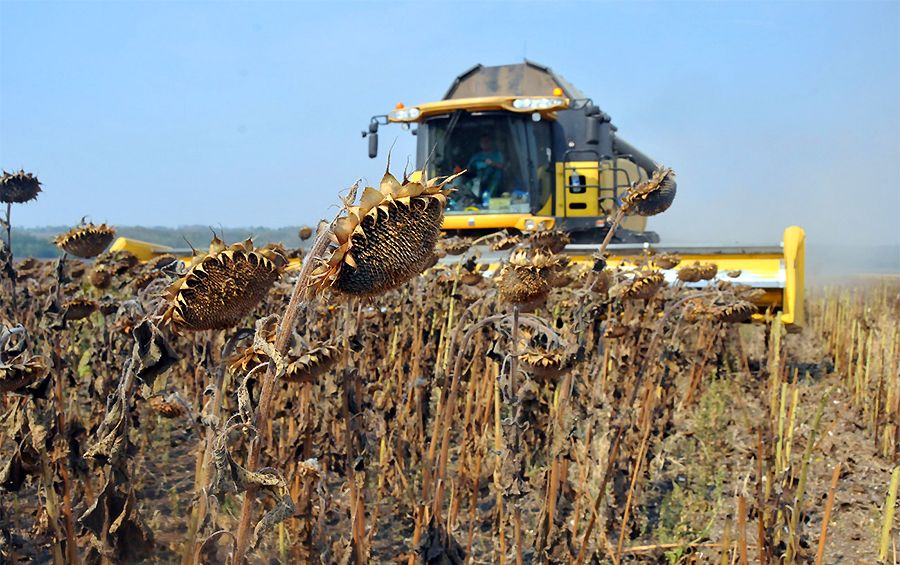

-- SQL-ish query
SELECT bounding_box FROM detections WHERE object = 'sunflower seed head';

[54,223,116,258]
[311,168,463,297]
[162,238,287,331]
[622,167,676,217]
[0,170,42,204]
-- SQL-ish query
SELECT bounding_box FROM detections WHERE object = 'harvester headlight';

[524,219,536,231]
[511,97,566,111]
[388,107,421,122]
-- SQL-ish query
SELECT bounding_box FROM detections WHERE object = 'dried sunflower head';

[521,348,571,380]
[654,253,681,270]
[603,322,629,339]
[736,286,766,303]
[162,237,287,331]
[96,250,139,275]
[613,271,666,300]
[529,229,571,254]
[622,167,676,216]
[715,300,757,323]
[0,170,42,204]
[283,342,342,383]
[496,249,562,307]
[132,269,165,291]
[676,262,703,283]
[298,225,314,241]
[98,297,119,317]
[148,394,187,419]
[682,297,717,322]
[63,297,98,321]
[697,263,718,281]
[490,233,521,251]
[54,222,116,258]
[0,356,49,394]
[460,272,484,286]
[588,266,615,295]
[311,168,462,297]
[89,267,112,290]
[441,236,472,256]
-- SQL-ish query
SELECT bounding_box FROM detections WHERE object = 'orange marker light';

[396,102,405,109]
[552,87,563,96]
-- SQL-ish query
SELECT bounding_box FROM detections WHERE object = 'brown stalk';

[52,356,79,565]
[614,416,653,560]
[814,462,841,565]
[575,293,699,563]
[509,306,524,565]
[231,216,336,565]
[737,495,748,565]
[756,429,768,565]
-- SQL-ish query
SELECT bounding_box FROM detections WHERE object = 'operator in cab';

[466,134,505,201]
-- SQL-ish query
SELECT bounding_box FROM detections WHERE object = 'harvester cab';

[363,60,662,244]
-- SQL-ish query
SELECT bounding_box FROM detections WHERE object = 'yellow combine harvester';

[362,61,805,326]
[112,61,805,326]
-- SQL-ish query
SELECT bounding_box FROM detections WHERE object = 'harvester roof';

[390,61,583,122]
[443,60,585,99]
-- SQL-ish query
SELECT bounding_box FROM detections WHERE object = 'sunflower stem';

[4,202,16,313]
[231,213,336,565]
[596,208,627,259]
[510,305,524,565]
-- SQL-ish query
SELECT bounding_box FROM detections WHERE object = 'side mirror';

[367,121,379,159]
[368,132,379,159]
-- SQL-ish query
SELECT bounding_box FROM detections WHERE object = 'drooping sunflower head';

[677,262,703,283]
[622,167,676,217]
[162,237,287,332]
[496,249,562,306]
[96,250,140,275]
[490,232,521,252]
[283,342,342,383]
[520,348,571,380]
[148,394,187,419]
[715,300,757,323]
[310,168,462,297]
[63,297,98,321]
[441,236,472,256]
[697,262,719,281]
[132,269,165,291]
[612,270,667,300]
[654,253,681,270]
[0,170,42,204]
[529,229,571,254]
[89,267,112,290]
[54,222,116,258]
[298,225,314,241]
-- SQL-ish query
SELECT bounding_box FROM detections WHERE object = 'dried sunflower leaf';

[249,494,296,550]
[131,320,178,388]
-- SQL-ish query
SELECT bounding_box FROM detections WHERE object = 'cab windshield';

[419,112,552,215]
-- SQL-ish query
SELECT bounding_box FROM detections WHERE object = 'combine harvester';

[112,61,805,326]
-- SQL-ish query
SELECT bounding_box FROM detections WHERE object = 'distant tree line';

[8,225,310,259]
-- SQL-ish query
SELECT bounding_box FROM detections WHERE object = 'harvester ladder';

[562,150,636,215]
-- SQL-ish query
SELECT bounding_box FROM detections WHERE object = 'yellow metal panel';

[554,162,599,217]
[400,96,570,122]
[442,214,556,231]
[109,237,174,262]
[780,226,805,327]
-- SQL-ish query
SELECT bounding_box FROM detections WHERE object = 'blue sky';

[1,1,898,246]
